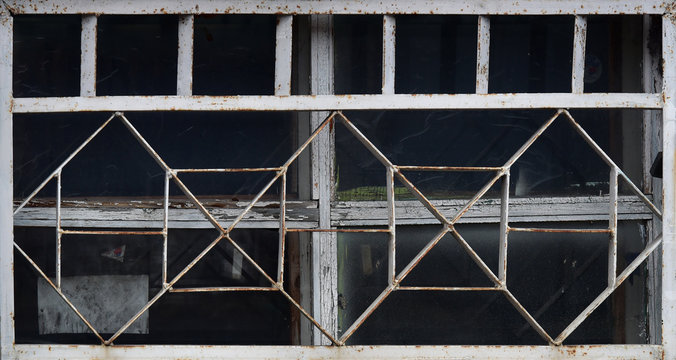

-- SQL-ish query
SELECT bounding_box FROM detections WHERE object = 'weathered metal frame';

[1,1,674,359]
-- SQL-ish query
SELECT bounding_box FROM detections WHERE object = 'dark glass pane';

[193,15,276,95]
[15,227,294,345]
[335,109,643,200]
[334,15,382,94]
[585,16,643,93]
[489,16,573,93]
[395,15,476,94]
[97,16,178,95]
[13,15,80,97]
[14,112,294,199]
[338,222,649,344]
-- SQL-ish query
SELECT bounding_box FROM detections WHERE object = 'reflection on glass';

[336,110,646,199]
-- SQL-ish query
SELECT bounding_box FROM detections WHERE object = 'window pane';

[338,222,649,344]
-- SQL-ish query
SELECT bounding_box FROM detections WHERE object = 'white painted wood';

[643,13,664,345]
[382,15,395,95]
[309,14,337,345]
[4,0,670,15]
[80,15,97,97]
[176,15,194,96]
[11,93,664,112]
[476,15,490,94]
[571,15,587,94]
[662,13,676,360]
[275,15,293,96]
[0,7,13,358]
[14,196,655,229]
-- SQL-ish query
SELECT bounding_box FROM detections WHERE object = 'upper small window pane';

[193,15,276,95]
[97,16,178,96]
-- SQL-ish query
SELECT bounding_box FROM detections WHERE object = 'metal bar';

[608,167,618,287]
[174,167,283,173]
[386,167,396,286]
[662,12,676,360]
[394,171,450,225]
[339,284,395,344]
[507,227,612,233]
[337,112,394,168]
[503,110,562,169]
[571,15,587,94]
[8,344,666,360]
[13,243,105,343]
[395,227,449,284]
[498,170,508,285]
[277,172,286,284]
[448,227,500,285]
[561,110,618,168]
[162,171,170,285]
[13,113,116,215]
[619,171,663,220]
[275,15,293,96]
[286,228,390,233]
[60,230,165,235]
[0,8,13,354]
[382,15,395,94]
[177,15,194,96]
[556,234,663,345]
[55,171,62,289]
[476,15,490,94]
[450,171,504,223]
[396,286,500,291]
[117,113,173,173]
[169,287,278,293]
[503,289,555,344]
[284,111,336,169]
[395,165,503,172]
[5,0,670,15]
[12,93,664,113]
[226,174,283,232]
[80,15,97,96]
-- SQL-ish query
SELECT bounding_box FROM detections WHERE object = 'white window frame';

[1,1,675,358]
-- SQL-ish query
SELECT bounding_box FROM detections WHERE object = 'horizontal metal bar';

[5,0,670,15]
[169,287,277,293]
[60,230,164,235]
[285,228,390,233]
[174,168,282,173]
[12,93,663,113]
[8,345,662,359]
[507,227,612,234]
[395,165,503,172]
[396,286,501,291]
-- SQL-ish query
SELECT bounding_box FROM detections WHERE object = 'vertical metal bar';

[0,7,12,355]
[56,170,62,290]
[275,15,293,95]
[662,13,676,360]
[80,15,97,97]
[382,15,395,94]
[608,166,618,288]
[278,172,287,284]
[310,14,336,345]
[162,171,170,285]
[386,167,396,285]
[475,15,490,94]
[498,170,509,286]
[571,15,587,94]
[177,15,194,96]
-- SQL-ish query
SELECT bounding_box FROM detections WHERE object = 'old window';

[1,1,675,359]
